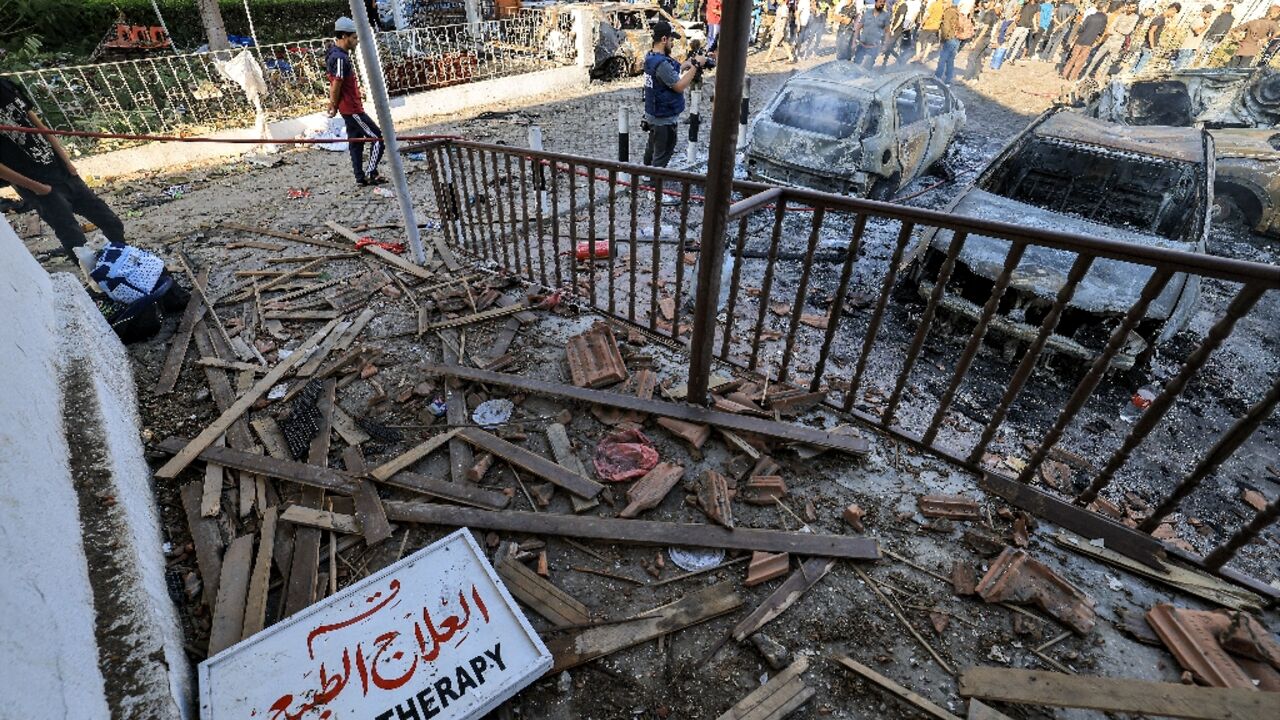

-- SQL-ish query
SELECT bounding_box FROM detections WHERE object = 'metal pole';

[618,104,630,164]
[738,76,751,150]
[686,89,701,165]
[686,0,750,405]
[349,0,427,265]
[529,125,550,214]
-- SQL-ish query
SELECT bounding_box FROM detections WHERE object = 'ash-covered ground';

[16,38,1278,720]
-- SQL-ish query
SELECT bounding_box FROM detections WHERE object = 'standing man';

[914,0,949,61]
[765,1,798,62]
[856,0,894,66]
[833,0,860,60]
[1031,0,1055,57]
[1062,4,1108,78]
[1198,2,1234,62]
[1227,4,1279,67]
[1134,3,1178,72]
[706,0,723,50]
[1172,4,1211,67]
[936,0,963,83]
[0,77,126,261]
[882,0,918,66]
[643,21,705,169]
[1041,0,1078,62]
[964,1,1002,79]
[1086,1,1137,78]
[326,17,385,187]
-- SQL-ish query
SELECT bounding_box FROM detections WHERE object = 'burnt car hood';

[748,119,865,179]
[932,190,1195,317]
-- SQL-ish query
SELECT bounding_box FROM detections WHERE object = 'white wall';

[0,218,191,718]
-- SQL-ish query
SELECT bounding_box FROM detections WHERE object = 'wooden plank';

[327,219,458,275]
[284,379,335,616]
[718,658,813,720]
[331,405,371,446]
[368,429,460,481]
[200,435,225,517]
[296,318,353,377]
[383,502,882,560]
[250,418,292,461]
[334,308,376,351]
[242,507,277,637]
[208,533,255,656]
[192,323,255,451]
[421,303,531,333]
[545,424,598,513]
[1050,532,1261,612]
[732,557,837,641]
[181,480,223,609]
[157,319,341,479]
[197,357,266,373]
[834,656,962,720]
[380,470,510,510]
[154,437,508,510]
[544,583,743,672]
[440,329,474,484]
[263,310,339,321]
[967,700,1014,720]
[428,366,871,456]
[496,553,591,627]
[457,428,604,500]
[219,222,352,251]
[957,667,1273,720]
[154,268,207,394]
[280,505,362,534]
[343,447,392,546]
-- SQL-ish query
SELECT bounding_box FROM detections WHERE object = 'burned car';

[590,2,700,80]
[1083,68,1280,237]
[907,109,1213,369]
[745,64,965,199]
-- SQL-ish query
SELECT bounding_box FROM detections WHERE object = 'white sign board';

[199,529,551,720]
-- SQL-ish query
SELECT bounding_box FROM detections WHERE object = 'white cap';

[335,17,357,33]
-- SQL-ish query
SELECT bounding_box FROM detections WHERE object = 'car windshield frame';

[769,84,868,140]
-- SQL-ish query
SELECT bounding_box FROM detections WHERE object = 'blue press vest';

[643,52,685,120]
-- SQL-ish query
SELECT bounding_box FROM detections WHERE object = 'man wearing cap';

[643,21,706,170]
[326,17,385,187]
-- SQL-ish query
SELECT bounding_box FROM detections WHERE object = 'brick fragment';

[976,548,1096,634]
[1242,489,1267,511]
[918,494,980,520]
[656,417,711,449]
[745,551,791,586]
[951,562,977,595]
[465,453,494,483]
[619,463,685,519]
[565,323,628,388]
[742,475,788,506]
[842,503,865,532]
[696,470,734,528]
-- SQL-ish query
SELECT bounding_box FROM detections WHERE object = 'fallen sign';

[957,667,1274,720]
[423,366,871,456]
[198,529,550,720]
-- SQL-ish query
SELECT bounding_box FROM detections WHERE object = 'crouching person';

[74,240,190,343]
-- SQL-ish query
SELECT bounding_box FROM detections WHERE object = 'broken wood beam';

[280,505,361,534]
[208,533,255,656]
[343,447,393,547]
[545,423,598,514]
[383,502,881,559]
[957,667,1273,720]
[181,480,223,609]
[544,583,742,672]
[420,303,532,333]
[495,552,592,627]
[834,656,962,720]
[242,507,276,637]
[427,366,870,456]
[156,319,342,479]
[219,222,352,252]
[732,557,837,642]
[368,429,459,481]
[154,436,508,510]
[456,427,604,499]
[717,656,814,720]
[154,269,207,394]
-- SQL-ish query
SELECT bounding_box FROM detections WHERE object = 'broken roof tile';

[565,322,627,388]
[1146,604,1258,689]
[976,548,1096,635]
[745,551,791,587]
[918,494,980,520]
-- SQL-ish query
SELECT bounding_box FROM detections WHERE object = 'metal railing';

[414,138,1280,602]
[1,11,577,154]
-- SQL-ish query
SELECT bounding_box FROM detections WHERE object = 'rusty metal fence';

[415,138,1280,602]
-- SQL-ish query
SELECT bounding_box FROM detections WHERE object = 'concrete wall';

[78,65,588,182]
[0,218,191,718]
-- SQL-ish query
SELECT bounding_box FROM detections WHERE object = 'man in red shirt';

[706,0,723,49]
[325,17,385,186]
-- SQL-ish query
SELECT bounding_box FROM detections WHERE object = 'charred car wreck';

[590,2,699,80]
[746,64,965,199]
[907,110,1213,369]
[1083,67,1280,237]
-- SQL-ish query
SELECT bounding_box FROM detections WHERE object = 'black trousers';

[342,112,385,182]
[15,174,125,259]
[644,122,679,169]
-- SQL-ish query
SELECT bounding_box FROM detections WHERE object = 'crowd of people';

[719,0,1280,85]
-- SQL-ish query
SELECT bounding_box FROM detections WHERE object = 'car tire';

[868,174,900,202]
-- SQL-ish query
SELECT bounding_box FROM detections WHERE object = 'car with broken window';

[744,63,966,199]
[590,2,702,80]
[1081,67,1280,237]
[906,109,1214,370]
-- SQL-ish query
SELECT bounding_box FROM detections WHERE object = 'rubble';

[975,548,1097,635]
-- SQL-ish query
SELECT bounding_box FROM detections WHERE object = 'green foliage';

[3,0,350,60]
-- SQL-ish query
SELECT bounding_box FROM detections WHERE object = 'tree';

[196,0,231,51]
